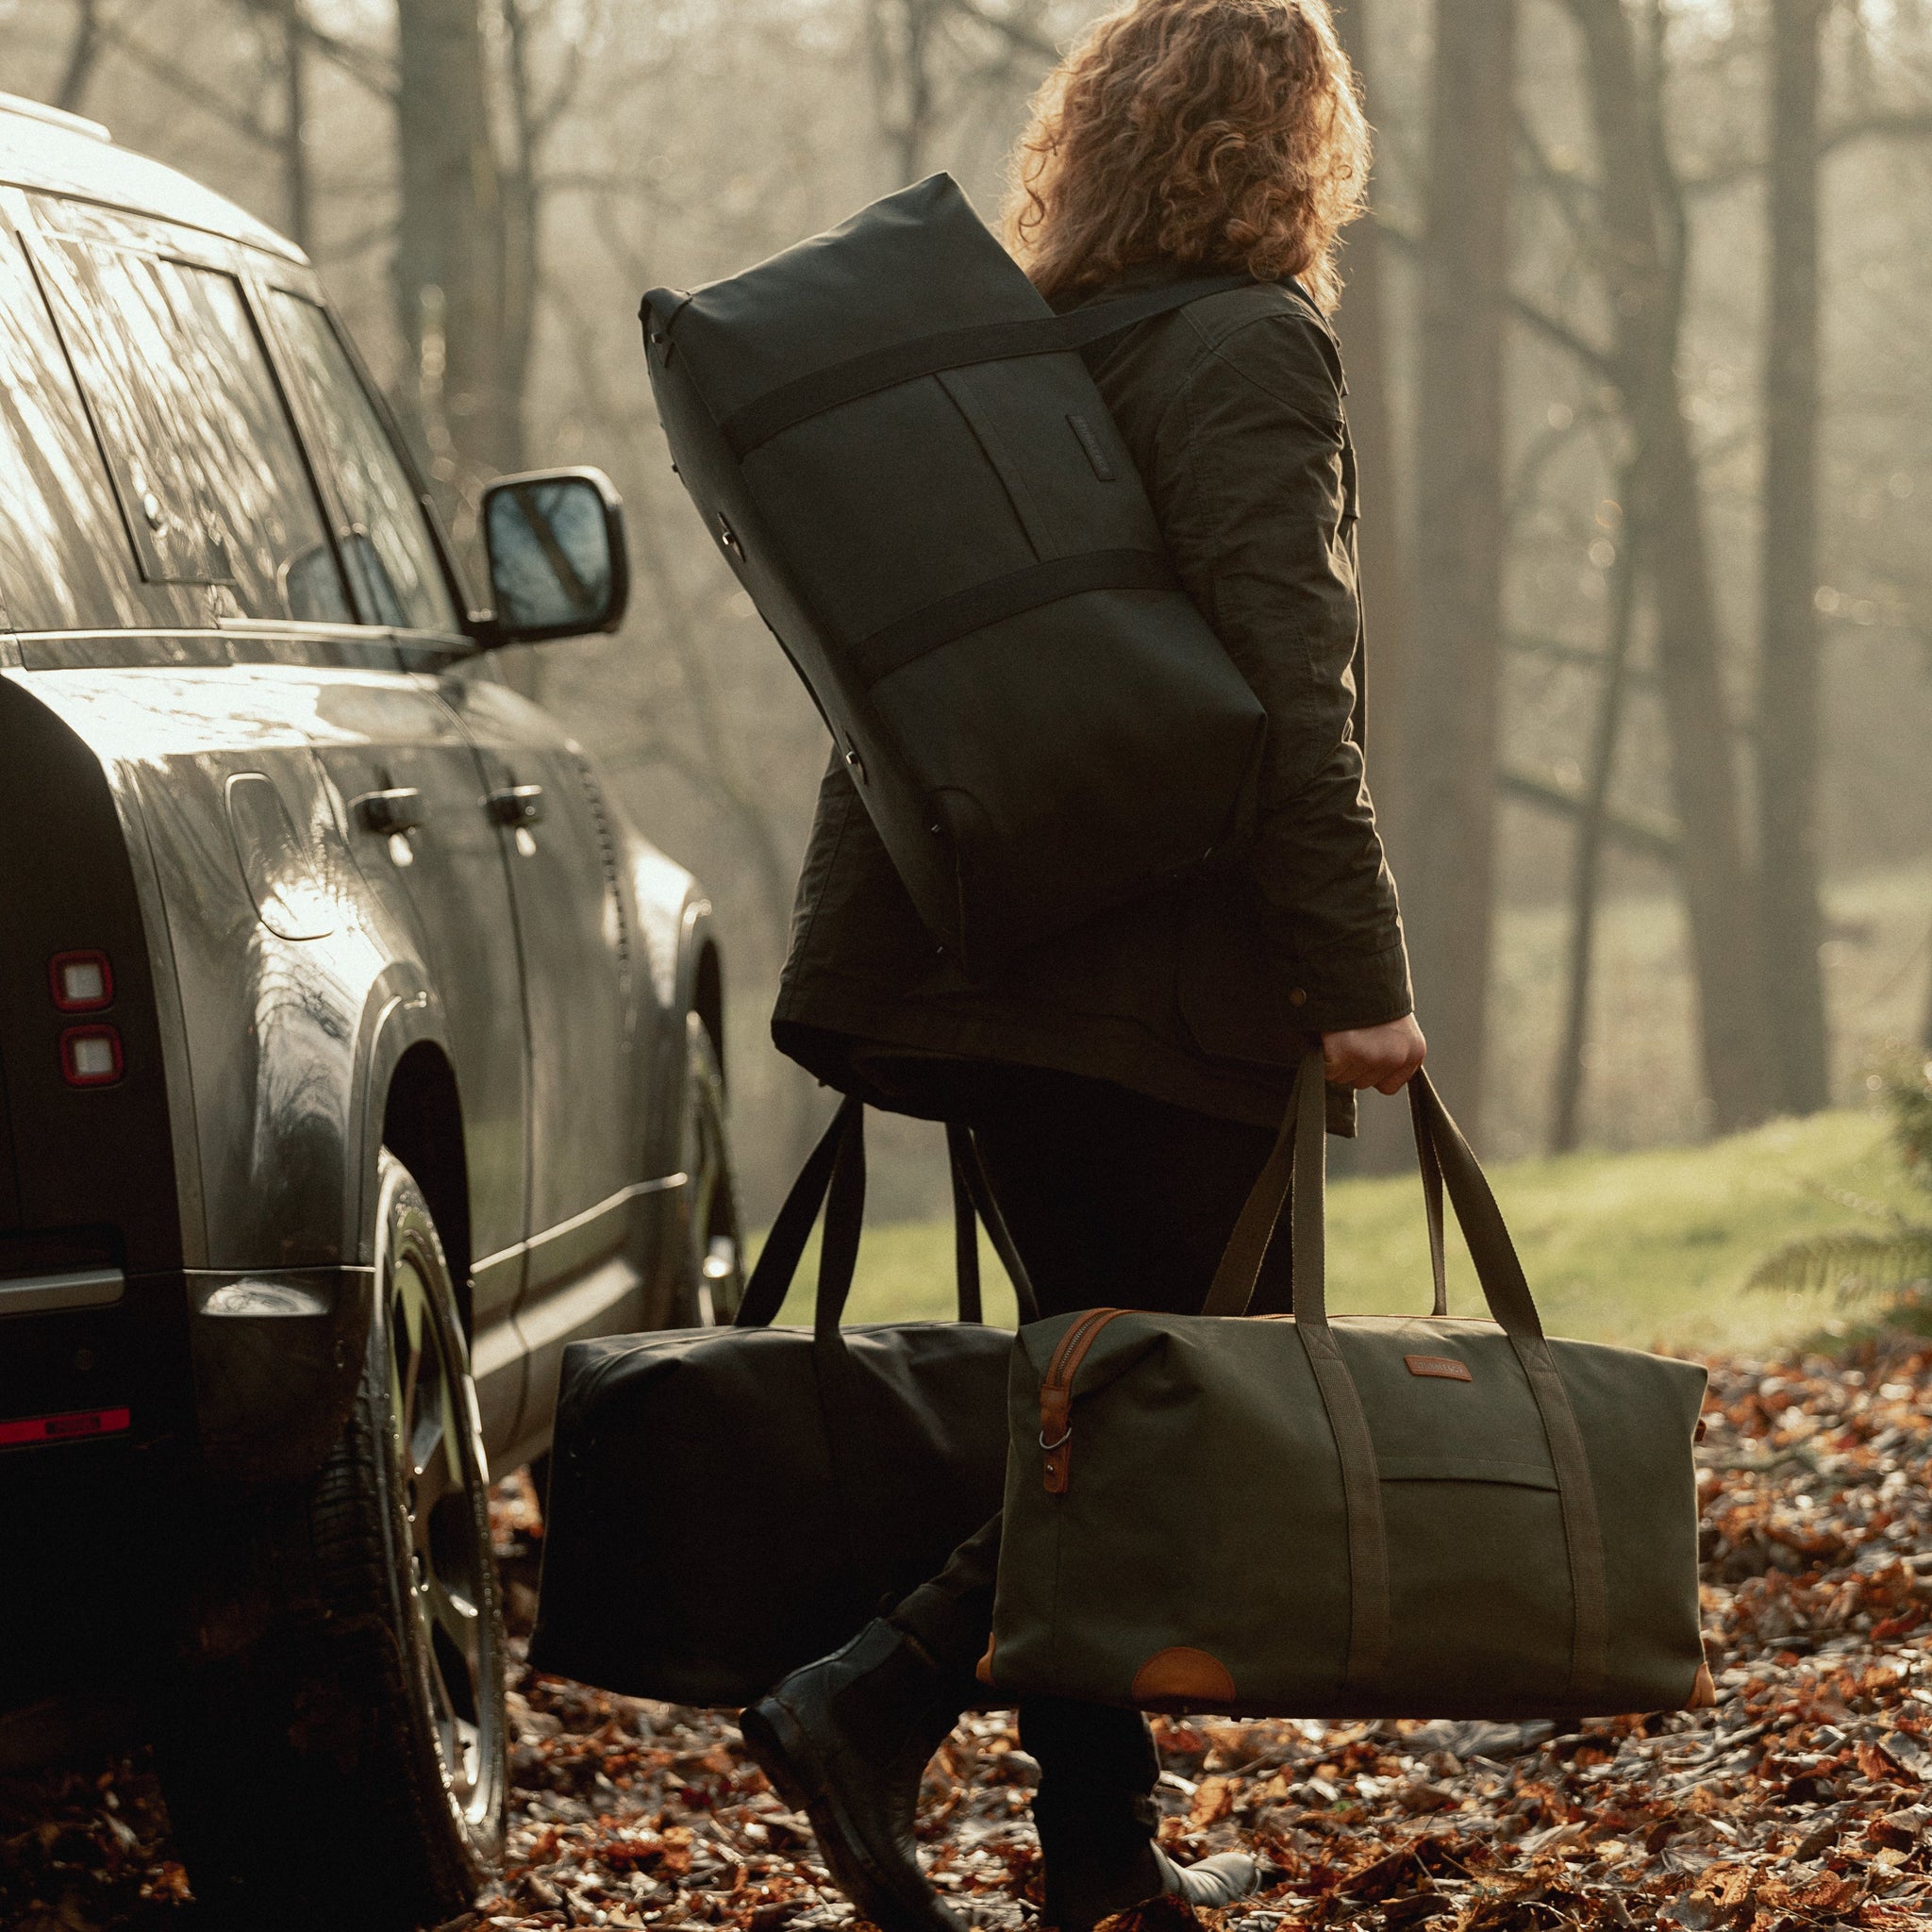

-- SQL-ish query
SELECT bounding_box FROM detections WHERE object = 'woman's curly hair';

[1003,0,1369,310]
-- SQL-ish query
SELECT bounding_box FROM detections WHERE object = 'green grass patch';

[749,1105,1924,1356]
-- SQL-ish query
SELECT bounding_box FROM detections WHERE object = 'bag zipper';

[1040,1307,1129,1494]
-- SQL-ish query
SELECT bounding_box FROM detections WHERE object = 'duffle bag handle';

[735,1101,1039,1331]
[1199,1049,1606,1710]
[730,1099,1042,1627]
[1200,1050,1544,1341]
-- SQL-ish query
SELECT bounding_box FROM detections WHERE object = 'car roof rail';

[0,92,111,144]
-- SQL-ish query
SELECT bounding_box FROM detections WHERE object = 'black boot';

[741,1619,974,1932]
[1036,1789,1258,1931]
[1025,1702,1259,1932]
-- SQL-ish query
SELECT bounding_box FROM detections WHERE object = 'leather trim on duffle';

[1130,1646,1237,1708]
[1404,1354,1473,1382]
[1040,1308,1130,1493]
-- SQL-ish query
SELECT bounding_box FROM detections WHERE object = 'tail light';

[49,950,113,1011]
[59,1025,123,1087]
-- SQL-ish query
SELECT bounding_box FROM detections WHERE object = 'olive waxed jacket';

[771,269,1411,1133]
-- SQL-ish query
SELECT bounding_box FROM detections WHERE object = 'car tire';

[158,1152,508,1927]
[681,1010,744,1325]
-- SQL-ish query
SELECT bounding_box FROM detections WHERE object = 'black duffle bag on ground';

[531,1101,1034,1706]
[641,173,1268,977]
[982,1052,1715,1721]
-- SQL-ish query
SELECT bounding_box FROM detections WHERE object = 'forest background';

[3,0,1930,1223]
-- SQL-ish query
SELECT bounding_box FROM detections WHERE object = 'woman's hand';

[1322,1015,1427,1095]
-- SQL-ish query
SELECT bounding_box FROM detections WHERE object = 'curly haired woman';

[742,1,1425,1925]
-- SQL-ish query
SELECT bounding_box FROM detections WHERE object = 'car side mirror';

[479,467,629,645]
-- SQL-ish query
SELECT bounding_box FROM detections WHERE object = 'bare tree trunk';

[1332,0,1409,847]
[58,0,106,112]
[279,0,312,257]
[869,0,944,185]
[392,0,512,481]
[1332,0,1417,1178]
[555,295,820,1172]
[1922,911,1932,1053]
[500,0,548,479]
[1566,0,1776,1133]
[1551,461,1643,1152]
[1401,0,1515,1134]
[1757,0,1832,1114]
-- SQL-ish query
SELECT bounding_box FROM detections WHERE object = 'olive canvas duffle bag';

[531,1100,1034,1706]
[640,173,1268,977]
[981,1052,1714,1720]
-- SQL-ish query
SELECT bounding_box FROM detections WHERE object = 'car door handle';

[486,784,545,827]
[350,787,425,834]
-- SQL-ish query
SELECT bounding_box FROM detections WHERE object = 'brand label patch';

[1405,1354,1473,1382]
[1067,413,1117,481]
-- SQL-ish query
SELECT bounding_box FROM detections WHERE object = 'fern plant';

[1748,1056,1932,1320]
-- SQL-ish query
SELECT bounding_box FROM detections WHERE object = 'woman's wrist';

[1322,1014,1426,1095]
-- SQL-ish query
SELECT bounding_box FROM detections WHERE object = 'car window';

[0,225,151,631]
[37,238,352,624]
[268,291,462,635]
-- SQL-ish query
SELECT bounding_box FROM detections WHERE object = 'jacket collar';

[1050,258,1313,318]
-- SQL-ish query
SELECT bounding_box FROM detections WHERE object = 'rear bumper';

[0,1267,195,1463]
[0,1262,375,1728]
[0,1262,372,1485]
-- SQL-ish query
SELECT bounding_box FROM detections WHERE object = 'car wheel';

[158,1152,508,1926]
[682,1010,744,1325]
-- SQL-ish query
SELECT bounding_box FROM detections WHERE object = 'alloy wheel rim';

[387,1242,500,1831]
[688,1051,740,1324]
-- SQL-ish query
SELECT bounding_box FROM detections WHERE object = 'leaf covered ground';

[8,1337,1932,1931]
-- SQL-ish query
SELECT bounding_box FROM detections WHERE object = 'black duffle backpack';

[641,173,1268,977]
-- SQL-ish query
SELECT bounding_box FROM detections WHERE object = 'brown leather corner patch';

[975,1641,996,1689]
[1405,1354,1473,1382]
[1686,1660,1718,1709]
[1129,1646,1236,1709]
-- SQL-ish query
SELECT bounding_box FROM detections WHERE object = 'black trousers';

[888,1067,1289,1828]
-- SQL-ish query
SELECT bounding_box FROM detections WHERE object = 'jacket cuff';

[1286,935,1413,1037]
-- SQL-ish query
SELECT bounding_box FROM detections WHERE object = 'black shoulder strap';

[1058,272,1261,342]
[714,274,1256,458]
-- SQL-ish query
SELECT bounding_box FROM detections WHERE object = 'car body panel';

[0,100,303,264]
[0,106,722,1549]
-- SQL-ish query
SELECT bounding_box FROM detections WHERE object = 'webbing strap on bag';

[735,1099,1042,1621]
[1197,1060,1387,1692]
[849,549,1179,685]
[703,274,1257,458]
[1286,1058,1389,1694]
[1407,1076,1609,1706]
[804,1104,882,1599]
[1201,1053,1609,1707]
